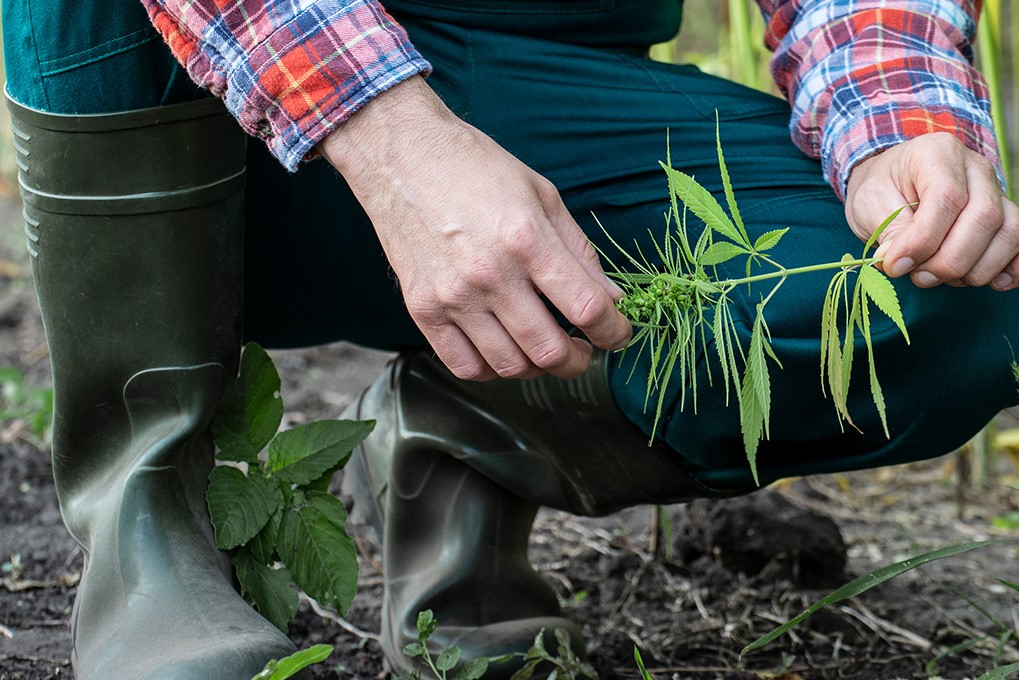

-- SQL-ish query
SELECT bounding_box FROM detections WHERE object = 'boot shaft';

[8,95,246,534]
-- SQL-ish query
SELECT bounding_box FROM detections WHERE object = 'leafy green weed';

[207,342,374,633]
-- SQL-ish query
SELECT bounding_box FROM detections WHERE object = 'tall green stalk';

[979,0,1012,197]
[727,0,757,89]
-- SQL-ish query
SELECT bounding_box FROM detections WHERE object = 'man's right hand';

[318,76,632,381]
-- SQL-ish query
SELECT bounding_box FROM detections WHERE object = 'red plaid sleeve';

[756,0,1001,197]
[141,0,432,170]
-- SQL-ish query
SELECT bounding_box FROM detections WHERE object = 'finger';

[418,320,500,382]
[532,250,632,352]
[989,200,1019,291]
[910,154,1005,287]
[452,311,551,380]
[993,252,1019,292]
[494,290,595,379]
[881,149,968,279]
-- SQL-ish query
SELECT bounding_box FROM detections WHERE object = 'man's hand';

[318,76,631,381]
[845,132,1019,291]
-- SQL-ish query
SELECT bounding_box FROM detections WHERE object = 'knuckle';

[501,221,541,259]
[457,256,506,293]
[533,177,559,203]
[448,359,489,381]
[1001,222,1019,251]
[404,291,447,326]
[529,339,571,371]
[970,200,1005,230]
[909,232,945,261]
[493,359,532,379]
[575,238,601,267]
[939,184,969,215]
[931,254,969,282]
[567,288,609,329]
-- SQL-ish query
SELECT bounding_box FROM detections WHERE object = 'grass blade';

[978,663,1019,680]
[741,540,1008,656]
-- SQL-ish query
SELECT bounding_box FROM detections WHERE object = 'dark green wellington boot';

[8,95,302,679]
[343,351,752,677]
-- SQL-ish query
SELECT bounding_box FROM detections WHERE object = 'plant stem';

[725,257,880,287]
[652,257,879,291]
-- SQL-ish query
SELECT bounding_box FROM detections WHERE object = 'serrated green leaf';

[253,644,333,680]
[699,241,748,266]
[454,658,489,680]
[858,266,910,343]
[665,168,747,247]
[207,466,278,550]
[216,442,261,466]
[864,204,910,256]
[742,540,1009,656]
[859,295,890,437]
[213,343,283,462]
[436,647,462,672]
[278,491,358,614]
[837,279,863,422]
[267,419,375,486]
[715,116,748,245]
[233,549,299,634]
[509,659,543,680]
[713,299,734,406]
[418,609,438,639]
[819,270,857,430]
[402,642,426,658]
[662,138,696,264]
[753,228,789,253]
[739,307,772,485]
[248,486,286,565]
[692,220,714,261]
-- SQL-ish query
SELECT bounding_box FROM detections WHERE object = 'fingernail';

[994,273,1013,290]
[605,276,624,297]
[914,270,940,288]
[873,242,889,260]
[889,257,914,278]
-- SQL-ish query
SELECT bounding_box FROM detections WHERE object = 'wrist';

[317,75,450,177]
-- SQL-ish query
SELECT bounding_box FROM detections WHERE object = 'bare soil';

[4,188,1019,680]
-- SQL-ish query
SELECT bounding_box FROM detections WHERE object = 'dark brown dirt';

[4,187,1019,680]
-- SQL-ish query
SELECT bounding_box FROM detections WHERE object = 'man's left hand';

[845,132,1019,291]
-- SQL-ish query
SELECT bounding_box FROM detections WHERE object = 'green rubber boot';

[8,94,301,679]
[343,351,752,677]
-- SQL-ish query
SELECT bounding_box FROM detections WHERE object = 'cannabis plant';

[603,122,910,483]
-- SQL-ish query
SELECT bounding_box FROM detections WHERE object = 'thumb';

[871,204,916,277]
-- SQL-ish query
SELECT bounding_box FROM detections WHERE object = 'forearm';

[140,0,431,170]
[756,0,1001,198]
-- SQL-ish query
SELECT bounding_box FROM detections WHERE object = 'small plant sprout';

[250,644,334,680]
[1,553,24,581]
[397,610,490,680]
[396,610,596,680]
[600,122,910,483]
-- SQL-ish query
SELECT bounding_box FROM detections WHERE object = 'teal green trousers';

[5,1,1019,488]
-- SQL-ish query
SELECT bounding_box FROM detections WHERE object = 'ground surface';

[4,188,1019,680]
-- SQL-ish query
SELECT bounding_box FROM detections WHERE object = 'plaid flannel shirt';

[141,0,1000,197]
[758,0,1000,196]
